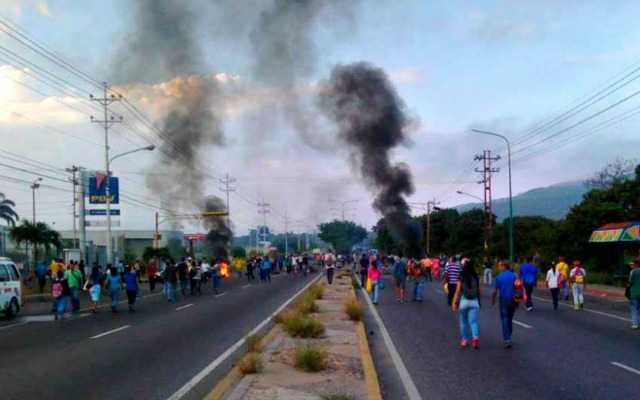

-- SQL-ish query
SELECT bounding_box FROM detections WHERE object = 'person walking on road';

[445,256,462,306]
[556,256,570,301]
[123,266,139,312]
[247,258,256,282]
[324,250,337,285]
[412,260,426,302]
[164,260,178,302]
[359,254,368,288]
[85,265,103,313]
[107,267,122,313]
[628,260,640,329]
[368,261,381,305]
[452,260,481,349]
[393,255,407,303]
[570,260,587,310]
[545,262,562,310]
[52,270,70,321]
[519,256,539,311]
[482,257,493,285]
[147,259,157,293]
[177,257,189,296]
[423,256,433,282]
[34,261,47,294]
[213,259,223,292]
[65,261,83,314]
[492,260,517,349]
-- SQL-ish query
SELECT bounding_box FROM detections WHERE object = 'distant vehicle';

[0,257,22,318]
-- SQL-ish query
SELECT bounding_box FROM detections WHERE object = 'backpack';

[52,281,63,298]
[413,266,423,278]
[513,278,526,303]
[574,268,585,284]
[557,272,566,289]
[462,277,478,299]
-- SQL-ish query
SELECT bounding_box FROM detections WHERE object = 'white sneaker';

[631,325,639,330]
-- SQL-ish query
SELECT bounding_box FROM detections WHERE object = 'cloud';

[390,66,425,85]
[467,12,542,44]
[37,2,52,17]
[0,0,22,18]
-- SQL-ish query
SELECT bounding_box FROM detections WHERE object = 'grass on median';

[343,297,363,321]
[238,352,263,375]
[245,333,262,353]
[308,283,325,300]
[280,309,326,338]
[294,345,327,372]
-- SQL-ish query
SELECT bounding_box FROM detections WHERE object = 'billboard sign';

[89,173,119,204]
[184,234,207,241]
[85,220,121,227]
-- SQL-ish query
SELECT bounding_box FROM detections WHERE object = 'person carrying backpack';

[52,270,70,321]
[393,255,407,303]
[412,260,426,302]
[492,260,517,349]
[324,250,337,285]
[570,260,587,310]
[452,260,481,349]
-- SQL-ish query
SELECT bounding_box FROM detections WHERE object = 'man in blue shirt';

[519,256,539,311]
[393,255,408,303]
[492,260,517,349]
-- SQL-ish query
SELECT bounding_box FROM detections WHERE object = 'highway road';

[363,275,640,400]
[0,272,322,400]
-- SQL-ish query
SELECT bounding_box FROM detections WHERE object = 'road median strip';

[208,270,383,400]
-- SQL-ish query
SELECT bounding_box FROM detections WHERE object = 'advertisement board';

[89,174,119,204]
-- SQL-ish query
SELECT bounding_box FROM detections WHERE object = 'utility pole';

[426,199,441,256]
[66,166,80,249]
[219,173,236,228]
[328,199,359,221]
[283,210,291,255]
[257,200,270,254]
[475,150,500,252]
[90,82,122,265]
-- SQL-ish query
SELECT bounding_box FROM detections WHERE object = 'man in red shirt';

[147,259,158,293]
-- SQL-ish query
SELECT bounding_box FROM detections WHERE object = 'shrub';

[343,297,363,321]
[246,333,262,353]
[309,283,325,300]
[238,352,263,374]
[295,345,327,372]
[293,294,319,314]
[351,276,361,289]
[282,312,326,338]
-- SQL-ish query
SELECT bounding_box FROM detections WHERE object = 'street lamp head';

[144,145,156,151]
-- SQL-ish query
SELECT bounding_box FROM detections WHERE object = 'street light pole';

[106,145,155,264]
[328,198,359,221]
[472,129,514,263]
[31,178,42,224]
[456,190,489,251]
[456,190,484,203]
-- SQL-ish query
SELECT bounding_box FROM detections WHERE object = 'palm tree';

[10,220,61,265]
[0,192,19,227]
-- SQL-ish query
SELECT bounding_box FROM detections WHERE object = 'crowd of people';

[358,251,638,350]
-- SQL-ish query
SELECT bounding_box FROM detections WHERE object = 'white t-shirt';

[201,263,210,272]
[324,253,336,268]
[546,268,560,289]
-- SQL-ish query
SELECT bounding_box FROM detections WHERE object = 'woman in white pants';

[569,260,587,310]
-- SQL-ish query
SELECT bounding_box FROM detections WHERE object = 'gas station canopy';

[589,222,640,243]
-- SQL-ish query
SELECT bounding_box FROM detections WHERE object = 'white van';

[0,257,22,318]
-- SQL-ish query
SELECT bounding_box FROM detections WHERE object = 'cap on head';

[572,260,581,266]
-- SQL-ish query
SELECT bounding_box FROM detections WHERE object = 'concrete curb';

[356,313,383,400]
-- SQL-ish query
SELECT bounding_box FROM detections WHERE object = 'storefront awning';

[589,221,640,243]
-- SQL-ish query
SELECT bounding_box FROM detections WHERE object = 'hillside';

[456,181,588,220]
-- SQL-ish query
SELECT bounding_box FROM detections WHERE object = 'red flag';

[96,172,107,190]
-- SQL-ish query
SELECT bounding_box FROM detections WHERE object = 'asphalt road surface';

[364,275,640,400]
[0,272,322,400]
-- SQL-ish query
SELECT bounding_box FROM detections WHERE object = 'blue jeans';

[109,288,119,309]
[631,299,640,325]
[213,276,221,293]
[165,282,177,301]
[413,278,425,300]
[459,297,480,340]
[55,296,67,315]
[524,284,534,309]
[70,287,80,313]
[499,298,516,342]
[370,281,380,303]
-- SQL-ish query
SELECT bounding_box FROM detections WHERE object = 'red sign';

[184,234,207,241]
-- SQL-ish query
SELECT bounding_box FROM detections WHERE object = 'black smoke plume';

[203,196,232,258]
[318,62,424,257]
[114,0,232,253]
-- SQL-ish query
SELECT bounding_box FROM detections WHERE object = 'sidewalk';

[216,273,381,400]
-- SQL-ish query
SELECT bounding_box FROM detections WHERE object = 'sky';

[1,0,640,237]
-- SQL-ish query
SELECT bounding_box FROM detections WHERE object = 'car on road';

[0,257,22,318]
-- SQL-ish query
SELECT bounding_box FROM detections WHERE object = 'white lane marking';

[242,284,252,289]
[90,325,131,340]
[533,296,629,322]
[167,273,324,400]
[513,320,532,329]
[357,277,422,400]
[0,321,30,330]
[611,361,640,376]
[175,303,194,311]
[215,292,228,298]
